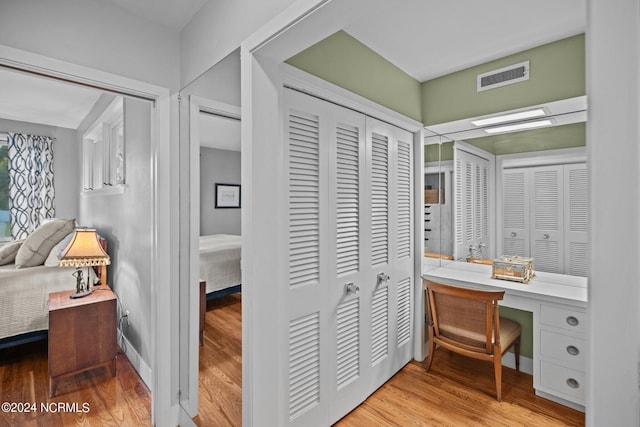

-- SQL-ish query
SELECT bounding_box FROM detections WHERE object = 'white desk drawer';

[540,329,586,368]
[540,304,586,334]
[540,360,585,403]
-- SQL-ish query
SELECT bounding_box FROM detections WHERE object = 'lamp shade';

[58,229,111,267]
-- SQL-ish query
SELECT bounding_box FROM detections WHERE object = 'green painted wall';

[422,34,585,126]
[286,31,422,122]
[500,307,534,358]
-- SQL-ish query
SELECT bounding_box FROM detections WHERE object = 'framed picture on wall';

[215,183,241,208]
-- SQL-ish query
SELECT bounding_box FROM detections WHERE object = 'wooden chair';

[424,280,521,401]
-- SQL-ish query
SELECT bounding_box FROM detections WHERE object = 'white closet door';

[455,149,490,259]
[364,117,414,397]
[327,103,371,422]
[285,92,328,426]
[564,163,589,276]
[502,169,529,257]
[531,165,564,273]
[284,90,414,426]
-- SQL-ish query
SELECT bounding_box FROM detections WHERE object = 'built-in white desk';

[422,261,587,411]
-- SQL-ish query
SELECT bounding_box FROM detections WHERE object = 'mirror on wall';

[423,130,454,266]
[423,96,588,276]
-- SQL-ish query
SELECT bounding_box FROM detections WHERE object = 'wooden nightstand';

[48,285,117,397]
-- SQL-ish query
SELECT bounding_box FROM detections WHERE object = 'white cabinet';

[501,163,588,276]
[536,302,587,407]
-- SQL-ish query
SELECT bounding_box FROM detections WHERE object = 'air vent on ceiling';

[477,61,529,92]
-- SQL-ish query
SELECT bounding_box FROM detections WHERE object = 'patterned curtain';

[8,133,55,239]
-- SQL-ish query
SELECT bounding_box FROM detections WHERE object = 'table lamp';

[58,229,110,299]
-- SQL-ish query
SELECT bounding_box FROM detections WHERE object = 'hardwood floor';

[196,293,584,427]
[193,294,242,427]
[0,340,151,427]
[0,294,585,426]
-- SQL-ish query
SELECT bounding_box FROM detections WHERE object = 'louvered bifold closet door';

[284,90,414,426]
[455,153,473,259]
[284,90,329,426]
[365,118,414,397]
[564,163,588,276]
[531,165,564,273]
[455,149,491,259]
[327,105,371,424]
[502,169,530,257]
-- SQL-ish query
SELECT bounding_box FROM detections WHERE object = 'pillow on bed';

[15,218,75,268]
[0,239,24,266]
[43,231,74,267]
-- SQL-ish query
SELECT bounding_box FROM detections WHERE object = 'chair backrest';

[426,281,505,355]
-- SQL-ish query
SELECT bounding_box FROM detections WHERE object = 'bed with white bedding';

[199,234,241,296]
[0,264,89,344]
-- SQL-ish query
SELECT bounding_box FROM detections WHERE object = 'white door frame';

[240,3,424,422]
[180,96,241,417]
[0,44,177,426]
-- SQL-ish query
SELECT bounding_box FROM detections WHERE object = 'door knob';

[543,233,550,239]
[345,282,359,296]
[377,272,390,285]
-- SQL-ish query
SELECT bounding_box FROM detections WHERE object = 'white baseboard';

[503,352,533,375]
[118,329,152,391]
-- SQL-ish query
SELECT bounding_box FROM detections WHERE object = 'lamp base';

[69,289,94,299]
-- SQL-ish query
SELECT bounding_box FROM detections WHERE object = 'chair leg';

[425,325,435,372]
[494,352,502,401]
[514,337,521,372]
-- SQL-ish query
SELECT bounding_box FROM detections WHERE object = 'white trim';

[0,43,178,426]
[503,352,533,375]
[414,129,426,362]
[498,146,587,169]
[0,45,162,101]
[119,330,153,388]
[80,184,127,197]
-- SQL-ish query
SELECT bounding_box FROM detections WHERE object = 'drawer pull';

[566,345,580,356]
[566,378,580,389]
[566,316,579,326]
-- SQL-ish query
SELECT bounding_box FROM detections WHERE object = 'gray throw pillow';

[0,239,25,266]
[15,218,75,268]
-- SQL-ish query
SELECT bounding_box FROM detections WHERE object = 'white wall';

[0,118,79,219]
[0,0,180,91]
[200,147,241,236]
[587,0,640,424]
[180,0,296,87]
[78,95,154,376]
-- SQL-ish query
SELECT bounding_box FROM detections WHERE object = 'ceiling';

[345,0,586,82]
[0,0,586,139]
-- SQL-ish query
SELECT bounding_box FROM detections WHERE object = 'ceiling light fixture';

[484,119,553,134]
[471,108,546,127]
